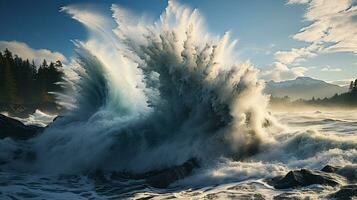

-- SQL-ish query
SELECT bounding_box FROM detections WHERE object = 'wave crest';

[34,1,273,173]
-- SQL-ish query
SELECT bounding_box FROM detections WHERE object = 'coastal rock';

[273,169,343,189]
[110,158,200,188]
[321,165,339,173]
[0,114,43,140]
[145,158,199,188]
[321,165,357,182]
[330,185,357,200]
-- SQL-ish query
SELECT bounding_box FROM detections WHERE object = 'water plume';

[34,1,273,173]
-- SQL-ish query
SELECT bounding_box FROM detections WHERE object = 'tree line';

[0,49,64,115]
[270,84,357,108]
[307,88,357,107]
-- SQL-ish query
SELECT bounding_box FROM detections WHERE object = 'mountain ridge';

[265,76,347,100]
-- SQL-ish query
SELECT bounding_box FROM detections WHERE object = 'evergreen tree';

[3,48,13,60]
[41,59,48,68]
[0,49,65,115]
[2,60,19,103]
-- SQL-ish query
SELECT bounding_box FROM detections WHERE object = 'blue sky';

[0,0,356,84]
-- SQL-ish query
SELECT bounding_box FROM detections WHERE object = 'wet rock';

[273,169,343,189]
[0,114,43,140]
[145,158,199,188]
[110,158,200,188]
[321,165,357,182]
[330,185,357,200]
[321,165,339,173]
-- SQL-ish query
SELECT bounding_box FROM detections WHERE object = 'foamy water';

[0,111,356,199]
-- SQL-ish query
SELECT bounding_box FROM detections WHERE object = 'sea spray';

[33,1,274,173]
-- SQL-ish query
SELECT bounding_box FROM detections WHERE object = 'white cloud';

[274,44,319,64]
[289,0,357,55]
[260,62,308,81]
[287,0,310,4]
[0,41,66,65]
[321,65,342,72]
[268,0,357,81]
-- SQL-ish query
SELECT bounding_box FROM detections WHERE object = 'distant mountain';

[265,77,348,100]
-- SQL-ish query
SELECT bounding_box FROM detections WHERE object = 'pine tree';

[350,81,354,92]
[41,59,48,67]
[3,48,13,60]
[2,60,19,103]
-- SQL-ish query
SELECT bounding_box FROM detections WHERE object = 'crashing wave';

[33,1,275,174]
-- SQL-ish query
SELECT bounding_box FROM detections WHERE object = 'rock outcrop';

[321,165,339,173]
[110,158,200,188]
[273,169,344,189]
[145,158,199,188]
[0,114,43,140]
[321,165,357,182]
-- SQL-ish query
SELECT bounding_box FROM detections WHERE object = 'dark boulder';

[0,114,43,140]
[273,169,343,189]
[321,165,357,182]
[145,158,199,188]
[321,165,339,173]
[330,185,357,200]
[110,158,200,188]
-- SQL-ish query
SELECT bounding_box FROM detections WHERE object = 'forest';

[0,49,63,116]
